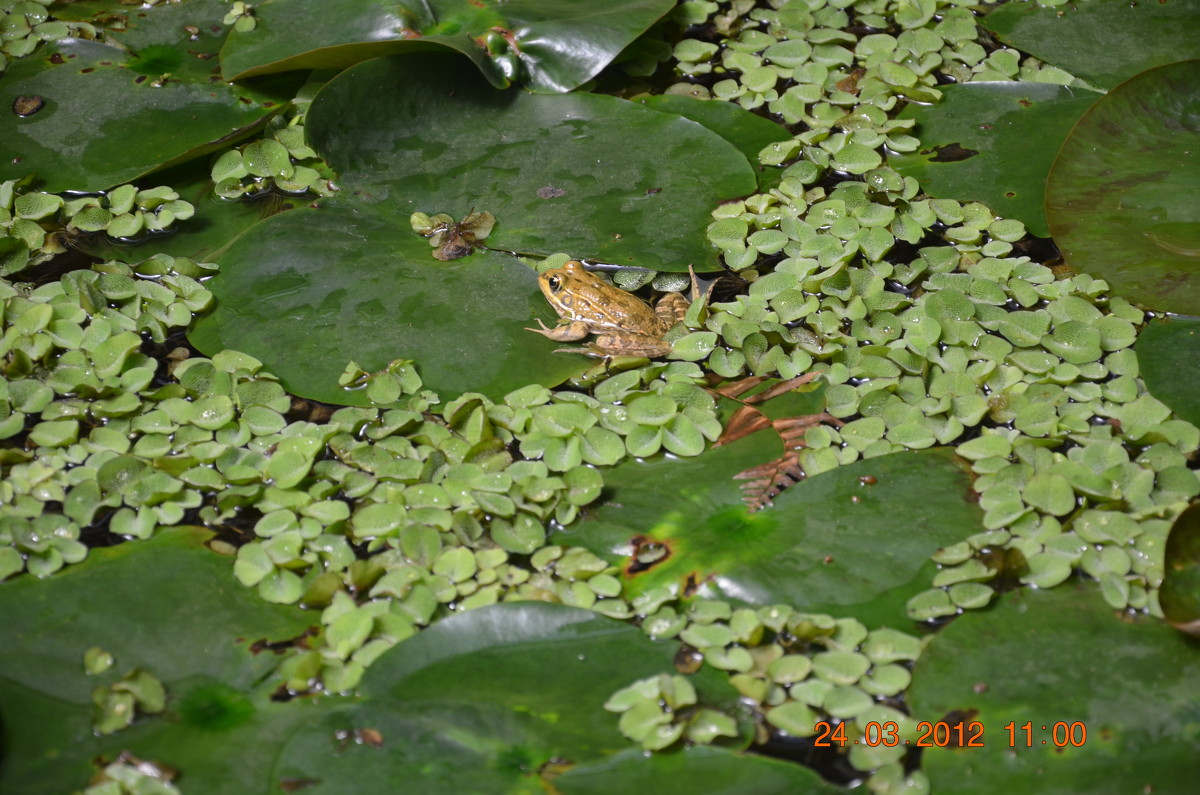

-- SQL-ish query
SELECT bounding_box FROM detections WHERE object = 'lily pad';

[0,0,296,192]
[553,433,983,628]
[1160,502,1200,636]
[1046,60,1200,315]
[189,206,589,403]
[890,83,1100,237]
[983,0,1200,91]
[272,603,748,793]
[1135,315,1200,428]
[304,54,754,271]
[910,584,1200,793]
[220,0,676,93]
[637,95,793,190]
[192,54,757,401]
[556,745,844,795]
[0,527,319,793]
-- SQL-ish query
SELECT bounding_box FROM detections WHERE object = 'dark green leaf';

[0,2,295,192]
[638,95,790,189]
[557,745,843,795]
[0,527,317,793]
[890,83,1100,237]
[272,603,748,792]
[554,433,983,628]
[1046,61,1200,315]
[220,0,676,93]
[1160,502,1200,635]
[1136,315,1200,427]
[305,54,753,271]
[910,584,1200,792]
[189,207,588,403]
[983,0,1200,90]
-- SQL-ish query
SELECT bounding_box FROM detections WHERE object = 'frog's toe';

[553,345,600,357]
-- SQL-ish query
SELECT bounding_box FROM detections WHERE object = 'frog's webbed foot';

[552,345,605,357]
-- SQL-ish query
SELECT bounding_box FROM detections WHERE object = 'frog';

[526,260,690,358]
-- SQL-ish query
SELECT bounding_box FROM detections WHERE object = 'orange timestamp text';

[813,720,1088,748]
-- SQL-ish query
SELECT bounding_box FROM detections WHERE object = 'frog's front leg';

[526,318,591,343]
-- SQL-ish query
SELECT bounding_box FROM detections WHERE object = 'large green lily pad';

[1160,502,1200,635]
[910,584,1200,793]
[1046,61,1200,315]
[220,0,676,93]
[556,745,845,795]
[637,94,793,190]
[305,54,754,271]
[0,527,319,793]
[271,603,747,793]
[889,83,1100,237]
[1136,315,1200,428]
[0,0,295,192]
[192,54,756,402]
[189,206,589,403]
[553,433,983,628]
[983,0,1200,91]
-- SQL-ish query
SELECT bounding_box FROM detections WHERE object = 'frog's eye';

[547,275,562,292]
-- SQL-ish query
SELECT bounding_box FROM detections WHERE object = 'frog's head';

[537,260,591,311]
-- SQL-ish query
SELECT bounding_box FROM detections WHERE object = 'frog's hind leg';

[592,333,673,359]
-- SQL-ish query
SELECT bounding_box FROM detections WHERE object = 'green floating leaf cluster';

[80,755,181,795]
[605,673,738,750]
[0,0,96,71]
[91,668,166,736]
[616,592,927,788]
[223,1,257,34]
[1,181,195,276]
[210,103,335,199]
[0,256,216,577]
[670,0,1074,115]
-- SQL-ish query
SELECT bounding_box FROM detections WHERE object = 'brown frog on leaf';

[526,260,698,358]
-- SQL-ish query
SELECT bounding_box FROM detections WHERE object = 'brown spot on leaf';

[12,95,44,117]
[674,644,704,673]
[248,627,317,655]
[626,535,670,574]
[940,709,980,747]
